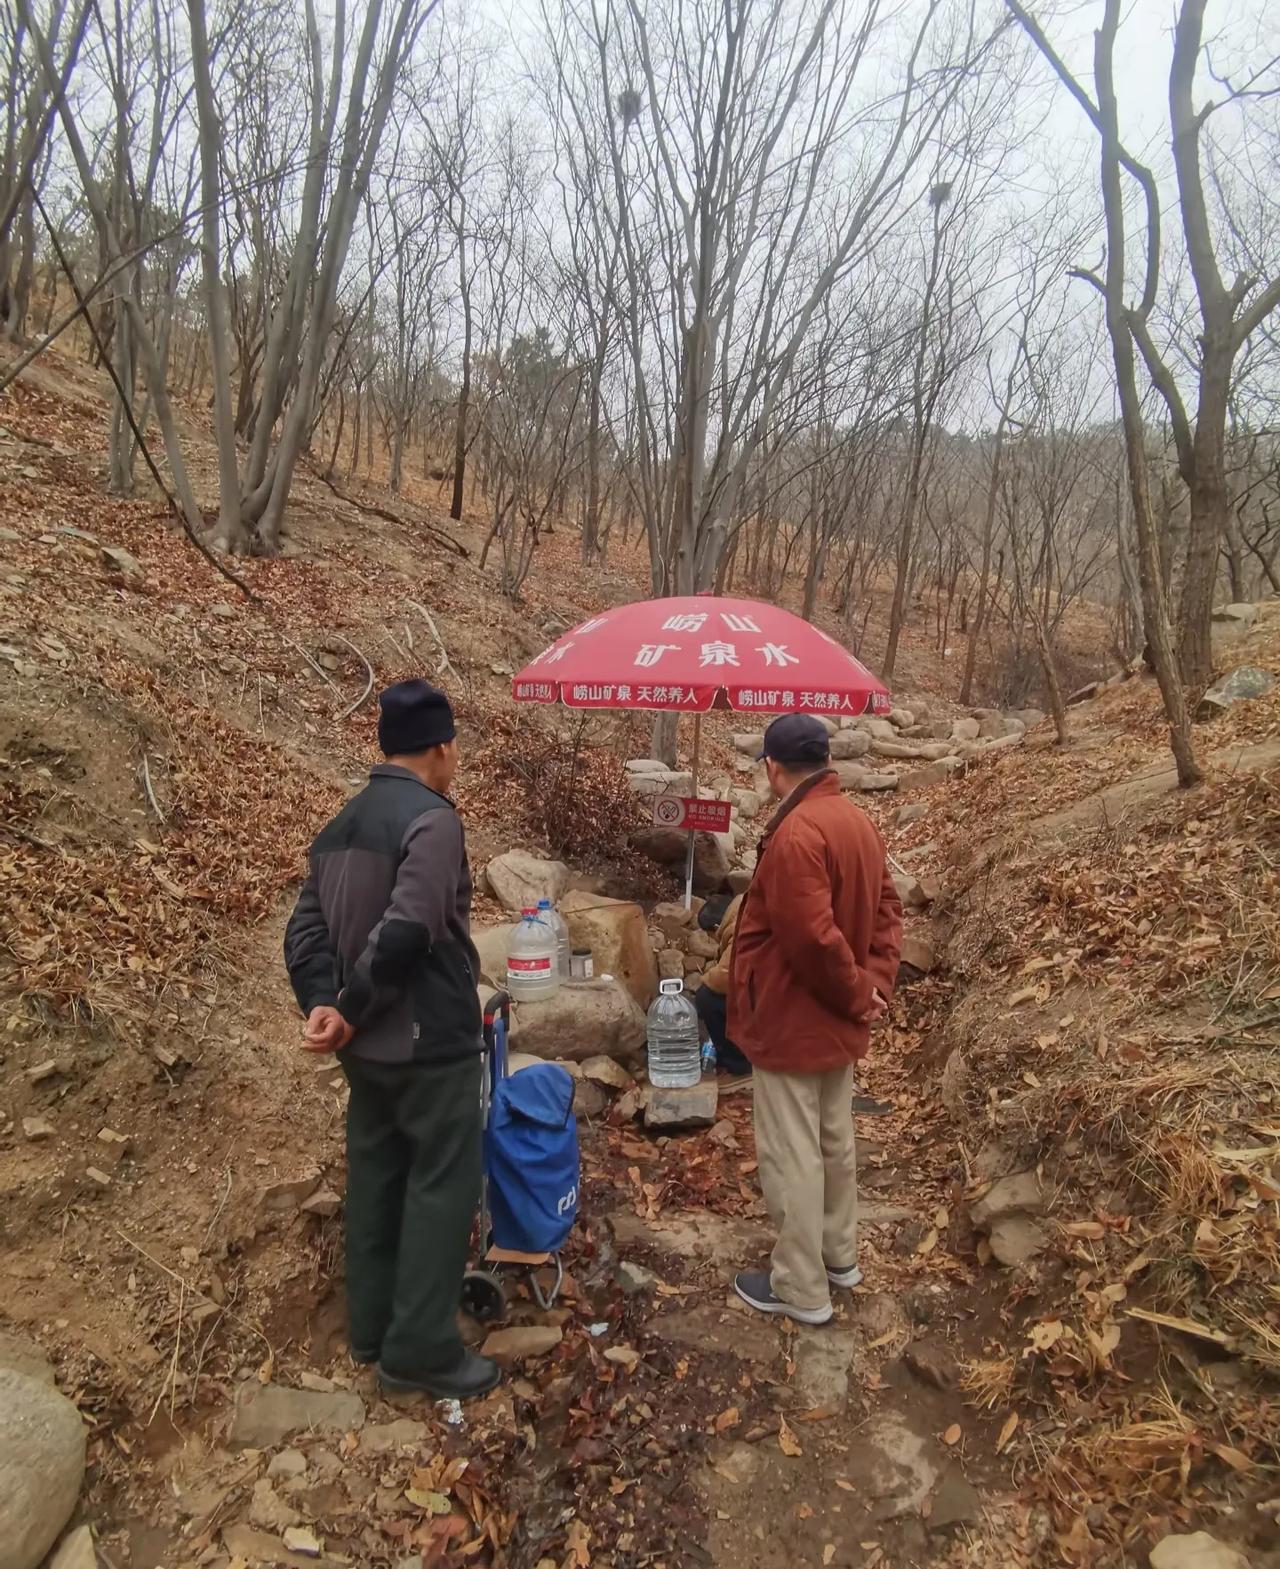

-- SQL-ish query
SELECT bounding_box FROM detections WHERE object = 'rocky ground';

[2,345,1279,1569]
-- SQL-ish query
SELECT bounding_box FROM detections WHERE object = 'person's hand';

[857,989,889,1025]
[303,1006,354,1053]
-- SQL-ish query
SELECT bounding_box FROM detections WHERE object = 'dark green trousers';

[341,1052,483,1376]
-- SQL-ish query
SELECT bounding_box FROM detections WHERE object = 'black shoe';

[351,1346,380,1365]
[733,1270,832,1326]
[377,1351,501,1401]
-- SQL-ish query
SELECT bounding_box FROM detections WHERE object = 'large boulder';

[628,769,693,799]
[1210,603,1259,639]
[832,762,898,792]
[733,732,765,757]
[951,717,980,742]
[899,759,962,792]
[851,716,897,740]
[730,787,762,820]
[870,738,954,761]
[632,828,730,894]
[978,714,1024,740]
[1196,665,1274,720]
[561,890,658,1008]
[472,924,512,987]
[486,851,570,914]
[829,729,872,760]
[0,1369,86,1569]
[512,978,647,1065]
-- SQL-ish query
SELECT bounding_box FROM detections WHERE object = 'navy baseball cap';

[758,713,831,765]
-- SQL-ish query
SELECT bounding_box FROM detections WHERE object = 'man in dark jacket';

[284,679,498,1399]
[728,713,903,1326]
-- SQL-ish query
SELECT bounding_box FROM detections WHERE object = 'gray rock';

[892,874,936,910]
[266,1448,308,1478]
[727,869,753,895]
[101,545,143,580]
[978,714,1022,739]
[898,936,936,976]
[0,1332,55,1386]
[228,1381,365,1448]
[616,1260,659,1297]
[733,732,765,756]
[731,788,762,820]
[887,708,915,730]
[903,1340,958,1390]
[792,1328,859,1407]
[951,717,980,742]
[572,1078,609,1119]
[514,978,647,1065]
[485,851,570,914]
[627,769,693,798]
[481,1325,563,1361]
[1197,665,1274,720]
[829,729,872,760]
[633,827,730,893]
[258,1171,322,1214]
[46,1527,98,1569]
[1211,603,1259,634]
[851,717,898,740]
[988,1215,1047,1267]
[471,924,511,986]
[580,1055,634,1090]
[1067,680,1102,705]
[1008,708,1045,730]
[899,759,963,792]
[359,1418,428,1454]
[832,763,898,792]
[970,1171,1044,1227]
[894,802,929,829]
[1149,1532,1253,1569]
[248,1477,300,1532]
[862,1410,940,1520]
[871,738,954,761]
[645,1080,719,1131]
[300,1188,341,1217]
[0,1369,86,1569]
[927,1470,982,1531]
[625,758,668,774]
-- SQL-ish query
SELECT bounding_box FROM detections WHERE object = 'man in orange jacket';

[728,713,903,1324]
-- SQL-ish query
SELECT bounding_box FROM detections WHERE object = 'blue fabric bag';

[486,1061,579,1253]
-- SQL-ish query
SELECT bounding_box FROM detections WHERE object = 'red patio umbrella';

[511,595,889,716]
[511,596,891,906]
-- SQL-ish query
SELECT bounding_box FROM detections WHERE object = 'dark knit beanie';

[377,680,456,756]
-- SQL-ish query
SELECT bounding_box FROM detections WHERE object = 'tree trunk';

[450,230,471,522]
[1176,339,1231,683]
[1093,0,1200,787]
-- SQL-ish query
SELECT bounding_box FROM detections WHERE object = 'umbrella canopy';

[511,595,889,716]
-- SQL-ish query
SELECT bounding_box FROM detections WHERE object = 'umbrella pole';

[683,712,702,910]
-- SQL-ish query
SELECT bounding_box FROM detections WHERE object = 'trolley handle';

[483,989,511,1081]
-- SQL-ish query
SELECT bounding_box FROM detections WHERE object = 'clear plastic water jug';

[507,908,560,1001]
[537,897,572,980]
[646,979,701,1089]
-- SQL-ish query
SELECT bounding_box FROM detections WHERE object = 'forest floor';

[1,343,1279,1569]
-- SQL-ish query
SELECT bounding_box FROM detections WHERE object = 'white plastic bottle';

[646,979,702,1089]
[537,897,572,981]
[507,908,560,1001]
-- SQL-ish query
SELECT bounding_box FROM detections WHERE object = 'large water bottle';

[507,908,560,1001]
[646,979,702,1089]
[537,897,571,981]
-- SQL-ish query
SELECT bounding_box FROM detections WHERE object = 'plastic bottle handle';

[659,978,685,997]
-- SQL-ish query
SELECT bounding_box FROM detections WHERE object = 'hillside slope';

[1,346,1277,1569]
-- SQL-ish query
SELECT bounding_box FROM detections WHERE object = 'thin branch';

[332,633,375,720]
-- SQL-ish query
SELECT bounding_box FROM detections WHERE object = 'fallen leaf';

[823,1548,836,1566]
[942,1424,962,1446]
[867,1329,898,1350]
[565,1519,591,1569]
[1064,1220,1106,1240]
[933,1206,949,1229]
[835,1478,856,1493]
[916,1227,939,1256]
[604,1346,640,1369]
[1209,1443,1253,1472]
[405,1488,452,1515]
[778,1415,803,1457]
[715,1406,740,1433]
[797,1503,813,1519]
[1027,1319,1065,1352]
[996,1412,1019,1454]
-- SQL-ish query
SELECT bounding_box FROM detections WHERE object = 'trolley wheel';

[460,1270,506,1323]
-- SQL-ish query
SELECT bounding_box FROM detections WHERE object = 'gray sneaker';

[733,1270,832,1326]
[825,1264,864,1289]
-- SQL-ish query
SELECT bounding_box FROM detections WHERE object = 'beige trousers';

[753,1064,859,1311]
